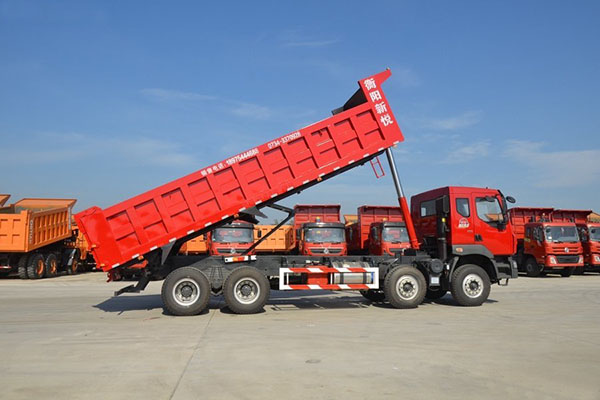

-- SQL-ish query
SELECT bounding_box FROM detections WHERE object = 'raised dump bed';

[76,69,403,272]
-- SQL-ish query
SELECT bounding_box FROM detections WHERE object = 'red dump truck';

[347,205,410,256]
[0,196,83,278]
[293,205,346,256]
[76,69,518,316]
[551,210,599,273]
[508,207,583,277]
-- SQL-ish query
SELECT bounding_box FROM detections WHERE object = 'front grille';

[310,248,343,254]
[217,248,238,254]
[556,255,579,264]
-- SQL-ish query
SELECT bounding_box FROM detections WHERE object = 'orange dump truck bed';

[180,235,208,254]
[254,225,295,253]
[0,198,76,253]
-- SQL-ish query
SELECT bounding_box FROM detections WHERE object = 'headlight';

[579,255,584,264]
[594,255,600,263]
[549,256,557,265]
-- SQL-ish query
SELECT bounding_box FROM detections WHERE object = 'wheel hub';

[234,278,260,304]
[172,278,200,306]
[396,276,418,300]
[463,274,483,298]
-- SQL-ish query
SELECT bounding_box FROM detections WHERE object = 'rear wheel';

[67,249,81,275]
[360,289,386,302]
[224,266,270,314]
[45,254,58,277]
[383,266,426,309]
[161,267,211,316]
[560,268,573,278]
[27,253,46,279]
[425,287,447,300]
[450,264,491,307]
[17,255,29,279]
[525,258,542,277]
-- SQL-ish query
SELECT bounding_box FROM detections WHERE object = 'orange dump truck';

[0,196,82,278]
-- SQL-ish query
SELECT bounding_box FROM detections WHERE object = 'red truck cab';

[347,205,410,256]
[207,221,255,255]
[551,210,598,272]
[411,186,518,290]
[509,208,583,277]
[294,205,346,256]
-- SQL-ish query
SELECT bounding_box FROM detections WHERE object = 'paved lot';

[0,272,599,400]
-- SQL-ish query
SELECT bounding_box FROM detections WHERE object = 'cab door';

[471,192,514,256]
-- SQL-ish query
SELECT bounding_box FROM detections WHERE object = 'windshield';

[304,227,345,243]
[590,227,600,242]
[544,226,579,243]
[382,226,409,243]
[212,228,253,243]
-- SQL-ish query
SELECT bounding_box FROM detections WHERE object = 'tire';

[45,254,58,277]
[360,289,386,302]
[425,287,447,300]
[383,265,426,309]
[560,268,573,278]
[573,267,584,275]
[67,249,81,275]
[450,264,491,307]
[525,257,542,277]
[223,266,270,314]
[161,267,211,316]
[17,255,29,279]
[27,253,46,279]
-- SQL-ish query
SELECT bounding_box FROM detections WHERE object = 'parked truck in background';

[293,205,346,256]
[0,196,82,278]
[75,69,518,316]
[508,207,583,277]
[551,210,599,273]
[346,205,410,256]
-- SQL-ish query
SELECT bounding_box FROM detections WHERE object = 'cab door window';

[475,197,504,226]
[456,198,470,217]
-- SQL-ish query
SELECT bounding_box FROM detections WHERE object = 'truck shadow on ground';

[93,290,496,315]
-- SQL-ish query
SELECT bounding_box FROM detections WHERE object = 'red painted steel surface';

[551,209,593,224]
[508,207,554,239]
[293,204,341,233]
[348,205,405,251]
[75,70,403,271]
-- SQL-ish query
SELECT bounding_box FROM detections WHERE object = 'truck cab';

[298,222,347,256]
[521,221,583,276]
[207,221,255,255]
[411,186,518,285]
[367,221,410,256]
[579,223,600,270]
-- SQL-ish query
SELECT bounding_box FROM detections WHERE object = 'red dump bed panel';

[508,207,554,239]
[551,209,593,224]
[293,205,342,232]
[75,70,403,271]
[350,205,404,250]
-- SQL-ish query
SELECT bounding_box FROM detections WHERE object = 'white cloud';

[421,111,483,131]
[504,140,600,188]
[3,132,196,168]
[230,102,273,120]
[140,88,216,102]
[441,141,490,164]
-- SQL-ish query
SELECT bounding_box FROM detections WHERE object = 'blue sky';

[1,1,599,221]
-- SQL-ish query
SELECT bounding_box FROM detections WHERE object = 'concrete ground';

[0,273,599,400]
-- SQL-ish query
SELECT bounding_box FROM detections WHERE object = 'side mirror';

[506,196,516,204]
[442,195,450,214]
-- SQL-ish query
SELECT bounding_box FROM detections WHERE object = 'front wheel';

[161,267,211,316]
[525,258,542,277]
[450,264,491,307]
[383,266,426,309]
[223,266,270,314]
[560,268,573,277]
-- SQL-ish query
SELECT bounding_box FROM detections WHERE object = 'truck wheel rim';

[462,274,483,298]
[37,259,44,276]
[234,277,260,305]
[50,259,57,274]
[172,278,200,306]
[396,275,418,300]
